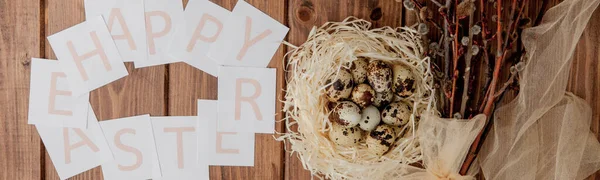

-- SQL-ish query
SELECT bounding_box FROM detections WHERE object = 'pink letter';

[63,128,99,164]
[186,14,223,52]
[48,72,73,116]
[67,31,112,81]
[236,16,272,61]
[145,11,172,55]
[163,127,195,169]
[215,132,239,154]
[235,78,263,120]
[114,128,143,171]
[107,8,136,50]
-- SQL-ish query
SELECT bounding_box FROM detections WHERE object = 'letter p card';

[47,16,128,97]
[217,66,276,134]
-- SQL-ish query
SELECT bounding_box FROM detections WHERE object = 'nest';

[277,17,436,180]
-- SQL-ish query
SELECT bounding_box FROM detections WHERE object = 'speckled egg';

[391,64,417,97]
[392,126,415,149]
[372,90,394,107]
[359,106,381,131]
[367,60,393,93]
[350,58,369,83]
[366,124,397,156]
[390,124,409,137]
[325,69,354,102]
[329,122,363,146]
[351,84,375,108]
[329,101,362,127]
[381,102,412,126]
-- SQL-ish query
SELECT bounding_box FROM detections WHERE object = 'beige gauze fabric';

[400,114,485,180]
[478,0,600,179]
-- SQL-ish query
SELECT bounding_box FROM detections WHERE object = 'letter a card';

[169,0,229,77]
[207,0,288,68]
[47,16,128,97]
[36,104,113,180]
[151,116,208,180]
[28,58,89,128]
[217,66,276,134]
[100,114,161,180]
[84,0,147,63]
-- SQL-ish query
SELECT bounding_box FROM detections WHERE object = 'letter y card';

[207,0,288,68]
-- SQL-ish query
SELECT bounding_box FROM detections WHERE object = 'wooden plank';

[568,7,600,180]
[0,0,42,179]
[285,0,403,179]
[44,0,166,179]
[168,0,286,179]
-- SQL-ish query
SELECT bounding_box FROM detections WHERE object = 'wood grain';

[568,6,600,180]
[2,0,600,179]
[285,0,404,179]
[0,0,42,179]
[44,0,166,179]
[167,0,286,179]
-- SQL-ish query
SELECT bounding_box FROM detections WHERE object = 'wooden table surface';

[1,0,599,179]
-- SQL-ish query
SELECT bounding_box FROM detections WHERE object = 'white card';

[151,116,209,180]
[197,100,255,166]
[168,0,230,77]
[217,66,276,133]
[28,58,90,128]
[36,104,113,180]
[84,0,148,63]
[100,114,161,180]
[47,16,129,97]
[207,0,288,68]
[135,0,184,68]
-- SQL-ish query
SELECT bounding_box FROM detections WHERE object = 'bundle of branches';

[397,0,549,175]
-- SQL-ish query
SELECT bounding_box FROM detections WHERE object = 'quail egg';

[372,90,394,107]
[392,126,415,149]
[366,124,397,156]
[381,102,412,126]
[351,84,375,108]
[391,64,416,97]
[358,105,381,131]
[325,69,354,102]
[367,60,393,92]
[390,124,410,137]
[329,101,362,127]
[329,122,363,146]
[350,57,369,83]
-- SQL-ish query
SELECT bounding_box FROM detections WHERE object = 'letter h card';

[47,16,128,97]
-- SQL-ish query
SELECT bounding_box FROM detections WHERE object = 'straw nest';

[277,17,436,180]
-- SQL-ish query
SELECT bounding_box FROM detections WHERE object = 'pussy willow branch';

[459,13,475,116]
[443,0,452,116]
[460,0,504,175]
[460,0,528,175]
[477,0,492,113]
[494,72,517,98]
[449,0,460,116]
